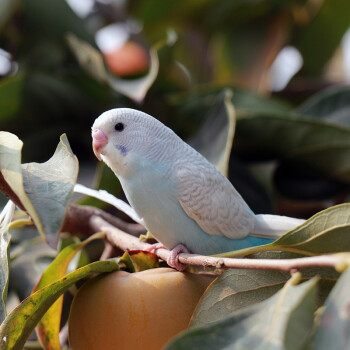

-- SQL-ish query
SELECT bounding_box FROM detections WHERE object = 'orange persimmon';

[103,41,150,77]
[68,268,213,350]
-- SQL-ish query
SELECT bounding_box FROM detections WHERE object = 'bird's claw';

[167,244,189,271]
[145,243,190,271]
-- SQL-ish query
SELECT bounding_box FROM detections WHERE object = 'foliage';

[167,275,318,350]
[0,0,349,349]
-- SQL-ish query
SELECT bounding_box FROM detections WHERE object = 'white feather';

[251,214,305,238]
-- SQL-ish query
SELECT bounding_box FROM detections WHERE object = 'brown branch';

[90,215,150,251]
[100,241,121,261]
[61,204,146,237]
[90,216,349,272]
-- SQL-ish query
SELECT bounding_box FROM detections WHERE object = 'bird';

[91,108,305,269]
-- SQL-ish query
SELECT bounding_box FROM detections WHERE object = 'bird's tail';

[251,214,305,239]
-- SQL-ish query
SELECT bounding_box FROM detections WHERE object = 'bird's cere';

[92,128,108,160]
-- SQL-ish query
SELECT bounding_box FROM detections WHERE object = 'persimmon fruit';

[68,268,213,350]
[103,41,150,77]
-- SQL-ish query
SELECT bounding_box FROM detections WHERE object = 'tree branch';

[61,204,146,237]
[90,215,349,272]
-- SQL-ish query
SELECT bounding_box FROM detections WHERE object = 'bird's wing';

[175,160,255,239]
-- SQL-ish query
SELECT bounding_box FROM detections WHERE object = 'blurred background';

[1,0,350,218]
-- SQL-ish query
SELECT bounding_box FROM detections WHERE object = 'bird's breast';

[119,161,174,217]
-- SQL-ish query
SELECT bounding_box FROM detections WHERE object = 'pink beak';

[92,129,108,161]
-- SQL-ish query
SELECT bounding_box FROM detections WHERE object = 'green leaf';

[9,233,56,301]
[248,251,341,306]
[0,227,10,324]
[192,269,290,327]
[189,89,235,176]
[234,112,350,183]
[309,267,350,349]
[192,267,338,328]
[66,34,160,103]
[295,85,350,128]
[119,250,159,272]
[0,75,24,121]
[0,133,78,243]
[65,34,106,83]
[166,276,318,350]
[271,204,350,254]
[172,86,290,122]
[21,134,78,244]
[0,132,44,237]
[0,260,119,350]
[22,0,95,45]
[21,72,97,122]
[33,232,105,350]
[219,204,350,258]
[139,231,156,241]
[273,86,350,199]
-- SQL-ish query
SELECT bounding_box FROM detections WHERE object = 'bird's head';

[92,108,176,176]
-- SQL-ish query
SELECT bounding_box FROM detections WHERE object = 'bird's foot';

[167,244,190,272]
[145,243,189,271]
[144,243,166,253]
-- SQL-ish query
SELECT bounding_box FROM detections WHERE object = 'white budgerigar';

[92,108,304,269]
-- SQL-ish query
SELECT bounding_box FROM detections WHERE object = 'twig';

[90,216,150,251]
[90,216,349,272]
[100,241,120,261]
[61,204,146,237]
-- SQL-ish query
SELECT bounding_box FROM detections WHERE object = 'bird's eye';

[114,123,124,132]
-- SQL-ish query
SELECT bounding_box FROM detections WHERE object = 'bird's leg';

[144,242,167,252]
[144,243,189,271]
[167,244,190,272]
